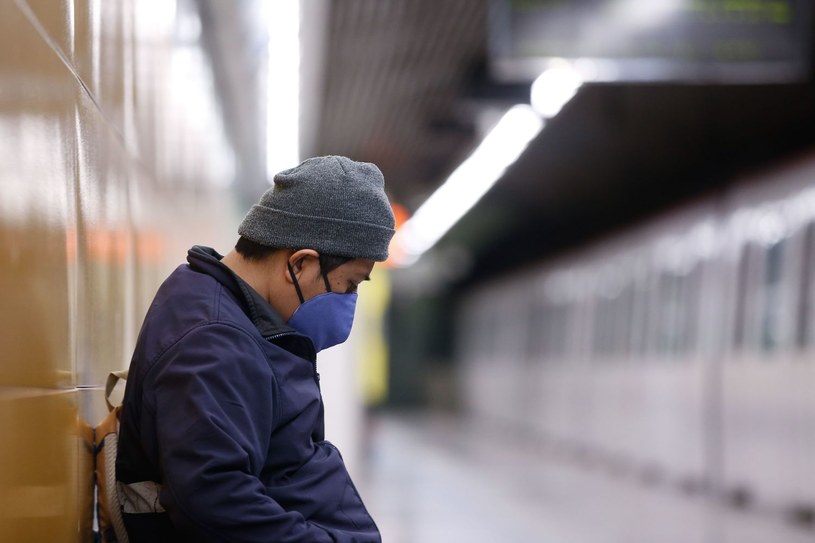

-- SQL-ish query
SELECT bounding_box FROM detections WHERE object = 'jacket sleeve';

[147,323,335,543]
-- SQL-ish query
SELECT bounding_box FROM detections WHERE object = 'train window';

[500,295,524,360]
[796,223,815,349]
[574,298,592,359]
[761,239,786,352]
[629,280,651,358]
[526,298,545,360]
[546,304,559,360]
[614,285,634,357]
[590,299,601,356]
[480,310,497,358]
[474,313,488,361]
[470,311,484,358]
[732,244,755,350]
[684,264,702,355]
[591,297,611,357]
[656,272,681,355]
[561,304,573,357]
[654,266,699,357]
[591,294,624,358]
[547,303,571,359]
[540,303,552,359]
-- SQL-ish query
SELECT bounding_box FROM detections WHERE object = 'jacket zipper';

[264,332,320,384]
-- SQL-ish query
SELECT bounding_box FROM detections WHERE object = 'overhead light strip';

[391,104,543,266]
[391,61,585,267]
[265,0,301,179]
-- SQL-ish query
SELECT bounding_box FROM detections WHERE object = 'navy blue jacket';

[116,246,380,542]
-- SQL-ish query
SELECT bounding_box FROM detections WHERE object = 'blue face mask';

[286,262,358,352]
[288,291,358,352]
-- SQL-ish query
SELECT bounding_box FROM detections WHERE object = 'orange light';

[384,201,411,268]
[392,201,409,230]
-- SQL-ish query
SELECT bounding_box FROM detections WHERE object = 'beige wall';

[0,0,237,539]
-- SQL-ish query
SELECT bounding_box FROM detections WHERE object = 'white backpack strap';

[102,369,130,542]
[105,430,130,543]
[105,370,129,412]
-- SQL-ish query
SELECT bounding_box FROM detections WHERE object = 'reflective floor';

[360,414,565,543]
[359,413,815,543]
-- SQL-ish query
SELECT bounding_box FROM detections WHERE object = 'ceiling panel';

[315,0,488,208]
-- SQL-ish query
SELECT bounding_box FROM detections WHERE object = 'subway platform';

[357,413,815,543]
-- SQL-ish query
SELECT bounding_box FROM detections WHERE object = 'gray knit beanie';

[238,156,395,261]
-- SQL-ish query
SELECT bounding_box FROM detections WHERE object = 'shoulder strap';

[98,369,130,543]
[104,369,128,413]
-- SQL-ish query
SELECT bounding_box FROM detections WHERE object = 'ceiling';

[447,81,815,286]
[197,0,815,288]
[309,0,489,211]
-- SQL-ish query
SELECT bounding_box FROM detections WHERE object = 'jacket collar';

[186,245,300,342]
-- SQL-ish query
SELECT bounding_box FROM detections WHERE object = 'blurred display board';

[489,0,812,82]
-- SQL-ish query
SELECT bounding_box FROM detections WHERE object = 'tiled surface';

[0,0,236,539]
[360,413,815,543]
[0,390,90,541]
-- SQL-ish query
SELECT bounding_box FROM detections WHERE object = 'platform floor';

[357,413,815,543]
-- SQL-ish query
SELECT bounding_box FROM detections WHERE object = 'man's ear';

[286,249,320,282]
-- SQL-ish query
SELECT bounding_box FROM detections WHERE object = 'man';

[116,156,395,542]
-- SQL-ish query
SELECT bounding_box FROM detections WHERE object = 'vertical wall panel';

[0,0,239,540]
[74,94,133,386]
[0,0,77,390]
[0,391,81,540]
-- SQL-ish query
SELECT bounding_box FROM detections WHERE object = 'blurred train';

[457,152,815,540]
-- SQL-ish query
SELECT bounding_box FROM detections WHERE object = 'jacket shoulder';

[135,266,256,368]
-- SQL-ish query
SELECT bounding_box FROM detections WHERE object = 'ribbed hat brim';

[238,205,394,261]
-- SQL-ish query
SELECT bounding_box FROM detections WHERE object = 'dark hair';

[235,236,281,261]
[319,253,354,274]
[235,236,353,273]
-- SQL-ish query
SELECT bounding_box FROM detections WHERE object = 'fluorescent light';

[531,60,583,118]
[391,105,543,266]
[265,0,301,178]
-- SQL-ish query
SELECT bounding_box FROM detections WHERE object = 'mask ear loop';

[287,262,306,304]
[316,253,334,293]
[320,268,333,293]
